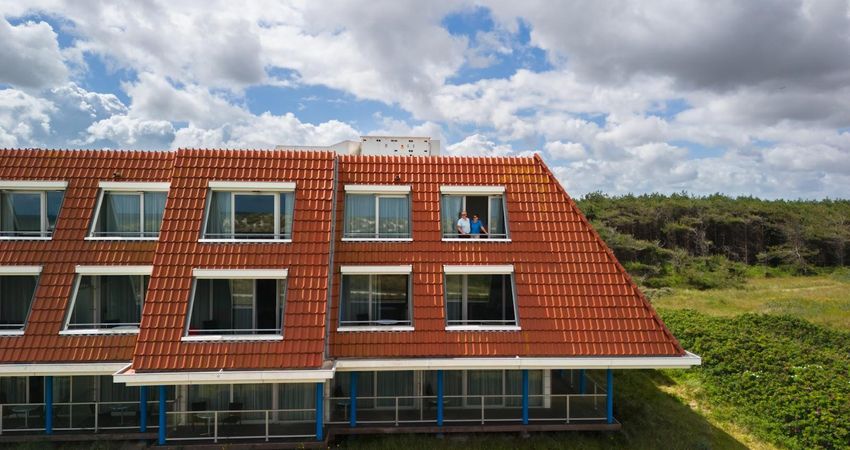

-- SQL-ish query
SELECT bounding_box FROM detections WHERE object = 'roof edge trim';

[444,264,513,275]
[345,184,411,194]
[99,181,170,191]
[440,185,505,195]
[76,265,154,276]
[208,181,296,191]
[0,265,42,276]
[0,180,67,190]
[114,367,335,386]
[334,352,702,371]
[340,265,412,275]
[192,268,289,279]
[0,362,130,376]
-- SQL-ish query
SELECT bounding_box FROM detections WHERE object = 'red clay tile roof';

[0,149,174,363]
[328,153,684,358]
[131,149,335,372]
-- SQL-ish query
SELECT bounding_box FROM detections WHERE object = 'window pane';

[378,196,409,238]
[344,194,375,237]
[143,192,166,236]
[102,193,141,235]
[468,370,503,406]
[376,371,414,407]
[1,192,41,235]
[0,276,37,329]
[0,377,27,403]
[234,194,275,238]
[205,191,232,237]
[233,384,272,410]
[489,196,505,237]
[68,275,146,329]
[374,275,409,324]
[46,191,63,233]
[69,276,94,327]
[188,278,284,335]
[440,195,463,237]
[280,192,294,238]
[231,279,254,331]
[99,375,138,402]
[340,275,370,325]
[189,384,229,410]
[467,274,514,325]
[445,275,462,324]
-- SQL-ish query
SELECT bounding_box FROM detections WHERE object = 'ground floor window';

[186,383,315,415]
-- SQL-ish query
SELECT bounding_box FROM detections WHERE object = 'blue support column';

[315,382,324,441]
[606,369,614,424]
[436,370,444,426]
[578,369,586,394]
[349,372,358,428]
[521,369,529,425]
[158,385,167,445]
[45,376,53,435]
[140,386,148,432]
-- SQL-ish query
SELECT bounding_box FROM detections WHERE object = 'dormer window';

[63,266,152,335]
[339,265,413,331]
[440,186,508,241]
[343,185,411,241]
[444,265,518,330]
[89,182,168,239]
[0,181,66,239]
[201,181,295,242]
[0,266,41,335]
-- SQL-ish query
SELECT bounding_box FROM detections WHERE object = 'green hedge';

[661,310,850,449]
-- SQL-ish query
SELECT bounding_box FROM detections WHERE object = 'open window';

[339,266,412,330]
[63,266,152,334]
[0,181,66,239]
[89,182,168,239]
[202,181,295,241]
[185,269,287,340]
[444,265,518,330]
[343,185,411,240]
[0,266,40,335]
[440,186,507,240]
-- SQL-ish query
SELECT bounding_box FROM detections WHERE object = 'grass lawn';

[651,271,850,331]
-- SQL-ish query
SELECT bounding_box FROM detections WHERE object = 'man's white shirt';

[457,217,471,234]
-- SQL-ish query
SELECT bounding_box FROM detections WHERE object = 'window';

[444,266,517,328]
[90,183,168,238]
[0,269,39,333]
[333,371,415,408]
[187,383,314,417]
[343,185,411,240]
[186,271,287,338]
[65,272,150,332]
[339,266,412,328]
[203,185,295,240]
[0,185,65,238]
[440,186,507,240]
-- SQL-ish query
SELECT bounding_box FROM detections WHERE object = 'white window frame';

[61,266,153,336]
[338,265,414,331]
[0,181,67,240]
[182,268,288,342]
[343,185,412,242]
[0,265,42,336]
[443,265,519,331]
[87,182,169,241]
[200,181,296,243]
[439,186,509,242]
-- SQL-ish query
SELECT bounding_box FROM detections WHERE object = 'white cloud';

[0,88,54,147]
[445,133,517,157]
[84,115,174,148]
[545,141,585,160]
[0,17,67,89]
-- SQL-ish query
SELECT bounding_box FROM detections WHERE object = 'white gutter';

[334,352,702,371]
[0,362,130,376]
[113,366,336,386]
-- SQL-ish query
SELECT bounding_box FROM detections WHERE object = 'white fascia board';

[192,268,288,279]
[444,264,514,275]
[345,184,411,194]
[0,180,67,190]
[340,265,412,275]
[0,362,130,377]
[99,181,170,191]
[76,265,154,276]
[440,185,505,195]
[334,352,702,371]
[208,181,296,191]
[0,265,42,276]
[114,368,335,386]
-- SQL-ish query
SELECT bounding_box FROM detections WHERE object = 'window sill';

[181,334,283,342]
[0,236,51,241]
[85,236,159,241]
[60,328,140,336]
[445,325,521,332]
[198,239,293,244]
[0,330,25,336]
[341,238,413,242]
[337,326,414,332]
[441,238,511,243]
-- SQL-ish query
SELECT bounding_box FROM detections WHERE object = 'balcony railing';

[166,409,316,442]
[0,401,169,434]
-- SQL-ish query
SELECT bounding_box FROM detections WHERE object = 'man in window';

[456,211,470,237]
[470,213,488,239]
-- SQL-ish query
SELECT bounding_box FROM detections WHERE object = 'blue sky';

[0,1,849,199]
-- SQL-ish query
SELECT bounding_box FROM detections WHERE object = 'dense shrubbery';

[661,309,850,449]
[578,193,850,288]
